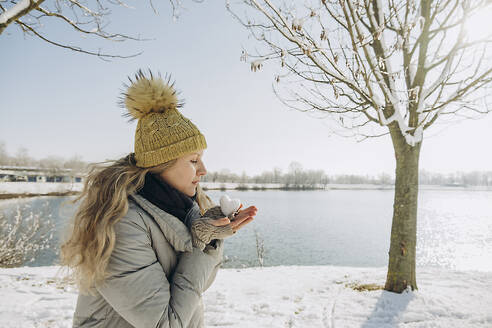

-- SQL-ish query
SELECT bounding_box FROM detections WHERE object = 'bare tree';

[254,228,265,267]
[0,0,202,58]
[38,155,65,170]
[0,141,11,165]
[378,172,393,185]
[273,166,282,183]
[288,161,303,186]
[0,202,55,267]
[63,154,88,172]
[229,0,492,293]
[13,147,34,167]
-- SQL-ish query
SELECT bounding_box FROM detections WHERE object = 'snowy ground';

[0,265,490,328]
[0,182,83,195]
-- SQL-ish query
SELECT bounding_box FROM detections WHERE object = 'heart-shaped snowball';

[220,194,241,217]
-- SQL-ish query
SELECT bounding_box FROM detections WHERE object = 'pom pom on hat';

[120,69,184,121]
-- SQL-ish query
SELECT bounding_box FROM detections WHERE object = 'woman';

[61,70,258,328]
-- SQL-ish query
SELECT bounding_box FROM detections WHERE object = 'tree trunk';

[385,124,422,293]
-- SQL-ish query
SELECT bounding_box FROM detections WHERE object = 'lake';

[0,189,491,271]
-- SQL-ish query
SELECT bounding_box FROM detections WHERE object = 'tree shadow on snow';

[359,289,414,328]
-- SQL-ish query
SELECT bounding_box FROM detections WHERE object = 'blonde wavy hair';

[60,153,214,294]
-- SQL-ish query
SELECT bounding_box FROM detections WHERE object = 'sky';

[1,1,492,177]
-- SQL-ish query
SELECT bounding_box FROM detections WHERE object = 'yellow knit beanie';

[120,69,207,168]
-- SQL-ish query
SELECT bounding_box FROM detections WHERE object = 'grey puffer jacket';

[72,193,224,328]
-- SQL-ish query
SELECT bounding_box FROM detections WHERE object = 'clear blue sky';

[1,1,491,176]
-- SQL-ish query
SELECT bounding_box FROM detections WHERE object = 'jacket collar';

[129,193,193,253]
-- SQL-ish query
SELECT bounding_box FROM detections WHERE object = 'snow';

[1,182,491,198]
[0,182,83,195]
[0,0,32,25]
[0,265,491,327]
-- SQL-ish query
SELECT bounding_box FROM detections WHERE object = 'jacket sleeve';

[95,214,222,328]
[203,239,224,292]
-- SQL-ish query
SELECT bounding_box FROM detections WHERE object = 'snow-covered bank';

[0,181,491,199]
[200,182,393,190]
[0,182,83,196]
[200,182,285,190]
[0,265,490,327]
[201,182,492,191]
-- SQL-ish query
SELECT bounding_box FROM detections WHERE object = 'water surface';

[1,189,490,271]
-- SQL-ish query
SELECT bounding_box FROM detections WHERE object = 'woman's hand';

[191,204,258,250]
[209,204,258,233]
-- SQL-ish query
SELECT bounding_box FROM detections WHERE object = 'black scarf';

[137,173,198,227]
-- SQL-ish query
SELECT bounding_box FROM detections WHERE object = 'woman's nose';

[198,163,207,176]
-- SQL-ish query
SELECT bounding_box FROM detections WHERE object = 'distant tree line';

[0,142,88,173]
[202,162,331,188]
[419,170,492,187]
[201,166,391,187]
[202,161,492,187]
[1,143,491,186]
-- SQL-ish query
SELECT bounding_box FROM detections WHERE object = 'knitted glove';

[203,205,239,221]
[191,206,236,251]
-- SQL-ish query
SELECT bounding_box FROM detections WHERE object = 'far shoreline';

[0,181,491,200]
[0,191,80,200]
